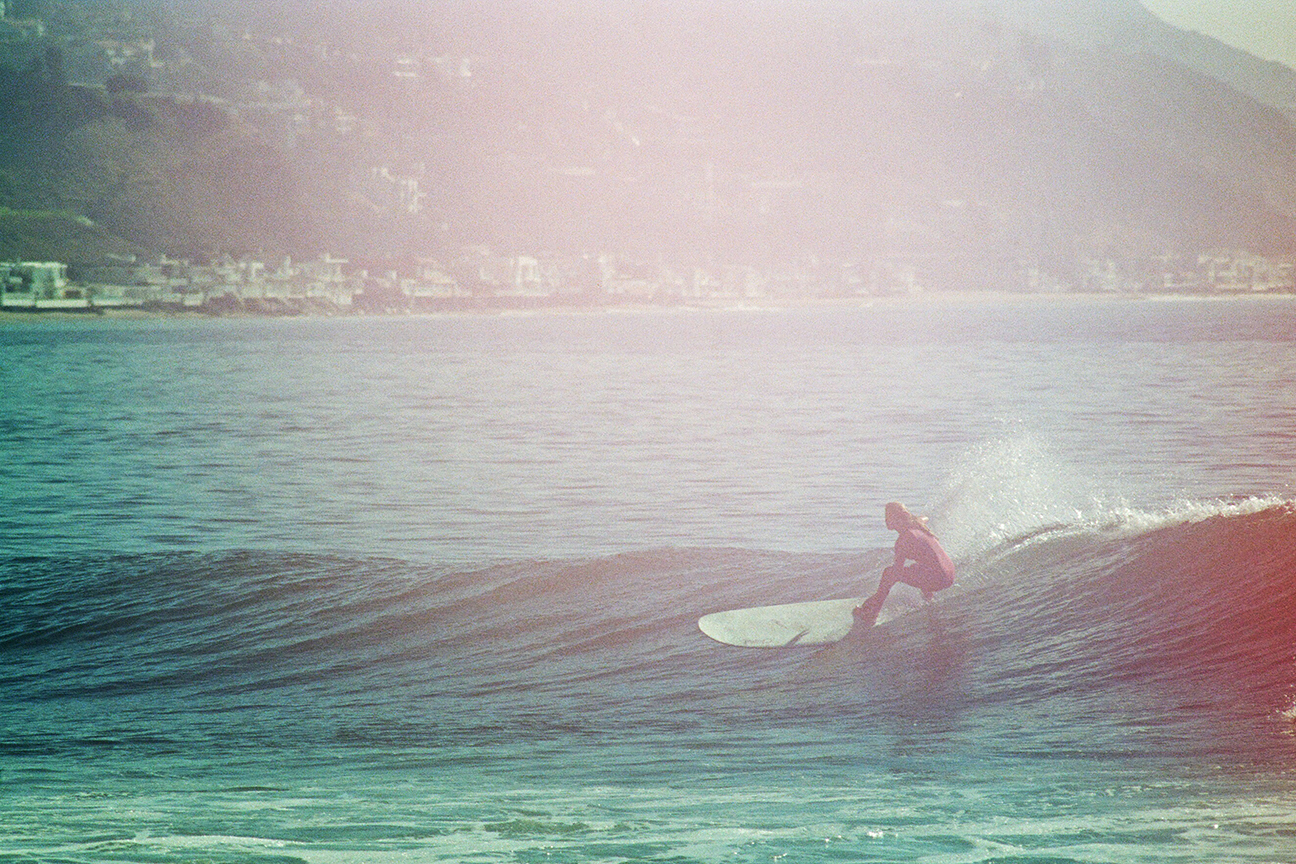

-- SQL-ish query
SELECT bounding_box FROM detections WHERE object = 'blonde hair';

[886,502,935,536]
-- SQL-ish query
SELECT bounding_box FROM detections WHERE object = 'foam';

[930,433,1293,558]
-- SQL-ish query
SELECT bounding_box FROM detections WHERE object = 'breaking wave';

[2,497,1295,759]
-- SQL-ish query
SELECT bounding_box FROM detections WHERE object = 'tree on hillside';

[105,72,148,95]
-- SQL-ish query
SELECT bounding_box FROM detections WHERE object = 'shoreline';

[2,289,1294,323]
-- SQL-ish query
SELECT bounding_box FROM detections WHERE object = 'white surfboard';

[698,596,867,647]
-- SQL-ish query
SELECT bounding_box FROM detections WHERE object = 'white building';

[0,262,82,308]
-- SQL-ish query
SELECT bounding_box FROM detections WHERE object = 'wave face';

[4,500,1294,762]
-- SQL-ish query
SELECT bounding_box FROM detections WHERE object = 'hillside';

[0,208,143,261]
[1,0,1293,283]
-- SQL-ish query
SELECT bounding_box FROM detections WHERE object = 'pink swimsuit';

[891,528,956,593]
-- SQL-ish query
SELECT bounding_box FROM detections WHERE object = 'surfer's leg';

[896,563,946,597]
[854,566,898,626]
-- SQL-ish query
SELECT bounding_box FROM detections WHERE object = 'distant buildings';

[0,262,75,309]
[2,248,1293,315]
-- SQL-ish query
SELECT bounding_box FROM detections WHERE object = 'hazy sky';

[1139,1,1296,69]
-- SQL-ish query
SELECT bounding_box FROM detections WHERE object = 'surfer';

[853,502,955,627]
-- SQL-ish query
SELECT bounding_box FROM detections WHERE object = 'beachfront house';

[0,261,83,309]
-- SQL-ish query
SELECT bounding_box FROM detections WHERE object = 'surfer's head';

[885,502,931,534]
[884,501,910,530]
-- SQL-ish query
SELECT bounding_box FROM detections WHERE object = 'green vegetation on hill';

[0,46,308,261]
[0,208,143,262]
[0,0,1293,273]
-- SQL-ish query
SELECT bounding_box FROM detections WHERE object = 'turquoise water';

[3,296,1296,862]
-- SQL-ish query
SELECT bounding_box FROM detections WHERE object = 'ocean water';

[2,295,1296,863]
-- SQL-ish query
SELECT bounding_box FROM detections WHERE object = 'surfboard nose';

[698,597,867,647]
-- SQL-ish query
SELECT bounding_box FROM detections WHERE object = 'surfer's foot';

[853,597,881,627]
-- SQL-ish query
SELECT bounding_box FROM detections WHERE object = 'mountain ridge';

[0,0,1292,280]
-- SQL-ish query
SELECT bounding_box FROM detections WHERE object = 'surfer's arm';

[892,533,913,568]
